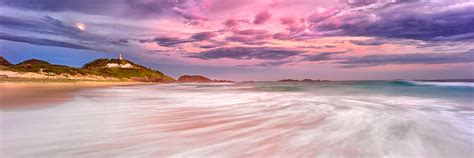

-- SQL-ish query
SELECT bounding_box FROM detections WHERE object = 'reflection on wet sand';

[0,82,151,108]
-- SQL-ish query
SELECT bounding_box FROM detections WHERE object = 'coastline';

[0,79,155,109]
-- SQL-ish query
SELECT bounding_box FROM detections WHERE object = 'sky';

[0,0,473,81]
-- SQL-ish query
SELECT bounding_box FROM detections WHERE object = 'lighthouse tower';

[119,53,123,60]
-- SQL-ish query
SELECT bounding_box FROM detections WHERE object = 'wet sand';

[0,81,154,109]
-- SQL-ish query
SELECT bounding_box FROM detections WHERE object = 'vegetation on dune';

[83,58,174,82]
[11,59,88,76]
[82,58,144,69]
[17,59,51,66]
[88,67,173,82]
[1,57,175,82]
[0,56,13,66]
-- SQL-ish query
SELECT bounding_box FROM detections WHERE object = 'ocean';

[1,81,473,157]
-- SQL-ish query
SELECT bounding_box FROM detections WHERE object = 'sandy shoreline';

[0,80,154,88]
[0,81,155,109]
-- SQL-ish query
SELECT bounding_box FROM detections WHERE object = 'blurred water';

[1,81,474,157]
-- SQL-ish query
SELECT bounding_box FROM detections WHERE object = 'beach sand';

[0,81,154,109]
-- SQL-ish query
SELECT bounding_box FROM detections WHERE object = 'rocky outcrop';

[278,79,299,82]
[212,79,234,83]
[178,75,212,82]
[177,75,234,83]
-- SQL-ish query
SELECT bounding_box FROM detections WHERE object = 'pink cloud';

[235,29,269,35]
[191,32,217,41]
[224,19,239,28]
[225,29,273,43]
[280,17,297,26]
[171,6,208,26]
[273,32,290,40]
[308,8,340,23]
[280,17,307,33]
[197,0,256,13]
[255,33,272,40]
[225,35,255,42]
[253,10,272,24]
[223,19,250,29]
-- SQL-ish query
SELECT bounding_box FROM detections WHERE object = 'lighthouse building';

[105,53,134,68]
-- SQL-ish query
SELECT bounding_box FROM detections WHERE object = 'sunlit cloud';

[75,22,86,31]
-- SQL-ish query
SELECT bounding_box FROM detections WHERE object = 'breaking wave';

[402,80,474,88]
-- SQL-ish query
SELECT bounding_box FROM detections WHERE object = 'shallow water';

[1,81,474,157]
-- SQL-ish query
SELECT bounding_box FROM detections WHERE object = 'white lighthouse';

[105,53,133,68]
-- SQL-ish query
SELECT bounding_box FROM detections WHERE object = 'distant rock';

[0,56,12,66]
[178,75,212,83]
[301,79,323,82]
[212,79,234,83]
[278,79,300,82]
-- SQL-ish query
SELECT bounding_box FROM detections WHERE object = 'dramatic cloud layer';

[0,0,186,18]
[190,47,303,60]
[303,51,347,61]
[149,37,193,47]
[1,0,473,80]
[0,15,127,47]
[311,0,474,41]
[339,50,474,68]
[349,39,385,46]
[0,15,82,38]
[0,34,92,50]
